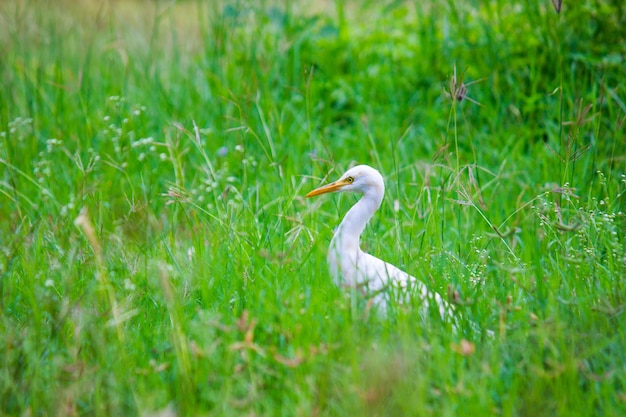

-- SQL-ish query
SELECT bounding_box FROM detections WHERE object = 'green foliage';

[0,0,625,416]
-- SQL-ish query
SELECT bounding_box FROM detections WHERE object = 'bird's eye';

[346,176,354,183]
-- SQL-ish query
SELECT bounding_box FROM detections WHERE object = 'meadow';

[1,0,625,415]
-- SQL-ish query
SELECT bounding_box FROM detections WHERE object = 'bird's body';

[306,165,453,319]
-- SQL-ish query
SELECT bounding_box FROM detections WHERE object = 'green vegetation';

[1,0,625,415]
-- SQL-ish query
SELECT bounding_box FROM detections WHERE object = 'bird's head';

[306,165,384,198]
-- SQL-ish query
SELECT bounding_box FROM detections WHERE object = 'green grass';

[1,0,625,415]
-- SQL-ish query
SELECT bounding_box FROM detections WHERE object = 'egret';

[306,165,453,320]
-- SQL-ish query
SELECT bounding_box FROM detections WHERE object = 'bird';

[306,165,454,321]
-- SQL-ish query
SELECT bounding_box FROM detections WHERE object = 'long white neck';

[331,189,383,253]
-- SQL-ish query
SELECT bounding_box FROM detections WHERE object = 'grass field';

[1,0,625,415]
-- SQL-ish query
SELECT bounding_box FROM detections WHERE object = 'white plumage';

[306,165,454,320]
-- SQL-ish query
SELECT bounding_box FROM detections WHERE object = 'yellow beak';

[305,179,349,198]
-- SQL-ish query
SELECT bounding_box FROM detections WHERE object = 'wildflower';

[217,146,228,157]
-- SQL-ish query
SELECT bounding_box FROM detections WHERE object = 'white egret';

[306,165,453,320]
